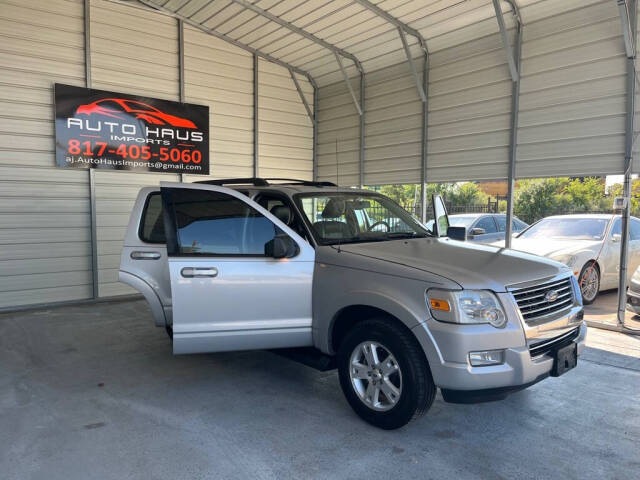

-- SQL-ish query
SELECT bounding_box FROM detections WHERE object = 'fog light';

[469,350,505,366]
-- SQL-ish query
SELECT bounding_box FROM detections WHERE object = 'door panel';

[162,182,315,354]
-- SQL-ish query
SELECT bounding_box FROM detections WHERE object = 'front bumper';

[626,288,640,314]
[412,298,586,395]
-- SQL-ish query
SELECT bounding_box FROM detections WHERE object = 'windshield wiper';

[384,232,429,239]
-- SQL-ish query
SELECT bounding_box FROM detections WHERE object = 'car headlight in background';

[550,253,576,268]
[427,289,507,328]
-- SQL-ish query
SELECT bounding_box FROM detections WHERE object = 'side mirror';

[611,233,621,243]
[447,226,467,241]
[469,227,486,236]
[265,234,299,259]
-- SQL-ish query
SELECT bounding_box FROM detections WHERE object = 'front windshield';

[449,216,476,228]
[295,192,431,245]
[519,218,609,241]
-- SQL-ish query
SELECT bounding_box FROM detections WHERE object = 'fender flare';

[119,271,167,327]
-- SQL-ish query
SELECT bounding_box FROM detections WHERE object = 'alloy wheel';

[349,341,403,412]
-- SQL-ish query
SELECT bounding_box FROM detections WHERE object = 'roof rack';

[195,177,336,187]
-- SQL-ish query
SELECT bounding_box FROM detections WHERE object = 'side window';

[475,216,497,233]
[610,218,621,237]
[514,218,527,231]
[495,216,506,232]
[631,220,640,240]
[165,188,281,256]
[140,193,165,243]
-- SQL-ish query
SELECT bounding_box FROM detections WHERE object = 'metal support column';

[499,0,523,248]
[313,85,318,182]
[420,53,429,223]
[253,54,259,178]
[359,72,365,188]
[84,0,99,300]
[618,0,637,325]
[178,18,185,182]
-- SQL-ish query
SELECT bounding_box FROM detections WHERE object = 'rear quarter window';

[140,193,165,243]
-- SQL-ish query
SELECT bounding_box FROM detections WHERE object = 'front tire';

[337,318,436,429]
[578,261,600,305]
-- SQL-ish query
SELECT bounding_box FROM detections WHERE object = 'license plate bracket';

[552,342,577,377]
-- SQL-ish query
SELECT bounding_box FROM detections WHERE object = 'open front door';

[160,182,315,354]
[431,194,450,237]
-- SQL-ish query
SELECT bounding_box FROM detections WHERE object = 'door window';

[140,192,165,243]
[164,188,281,256]
[631,219,640,240]
[475,216,497,233]
[495,216,506,232]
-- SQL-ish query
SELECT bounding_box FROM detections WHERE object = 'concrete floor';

[1,299,639,480]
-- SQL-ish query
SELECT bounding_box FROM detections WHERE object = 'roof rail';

[195,178,269,186]
[263,178,337,187]
[195,177,337,187]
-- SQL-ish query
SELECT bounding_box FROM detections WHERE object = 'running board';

[270,347,337,371]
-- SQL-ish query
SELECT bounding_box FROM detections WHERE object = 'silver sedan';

[508,214,640,304]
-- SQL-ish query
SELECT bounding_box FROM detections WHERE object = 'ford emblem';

[544,289,559,303]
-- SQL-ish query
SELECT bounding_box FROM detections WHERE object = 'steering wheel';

[368,220,391,232]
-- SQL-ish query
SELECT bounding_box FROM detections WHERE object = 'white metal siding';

[517,0,627,178]
[90,0,180,298]
[427,16,514,182]
[0,0,92,308]
[317,77,361,186]
[364,62,422,185]
[258,58,314,179]
[182,24,254,181]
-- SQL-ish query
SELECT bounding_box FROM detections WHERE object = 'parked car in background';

[626,266,640,314]
[449,214,528,244]
[508,214,640,304]
[426,214,528,243]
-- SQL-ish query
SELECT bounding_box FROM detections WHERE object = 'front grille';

[529,327,579,358]
[511,277,574,321]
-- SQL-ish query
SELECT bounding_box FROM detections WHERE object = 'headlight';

[550,253,576,267]
[427,289,507,328]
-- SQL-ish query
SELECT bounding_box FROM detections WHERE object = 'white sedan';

[508,214,640,304]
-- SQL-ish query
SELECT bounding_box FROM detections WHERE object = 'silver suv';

[119,178,586,429]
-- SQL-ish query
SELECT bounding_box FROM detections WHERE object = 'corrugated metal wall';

[0,0,93,308]
[90,0,180,298]
[0,0,313,308]
[183,24,254,181]
[258,59,314,180]
[517,0,627,177]
[317,0,630,185]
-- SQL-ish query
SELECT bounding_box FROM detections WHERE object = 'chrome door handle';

[181,267,218,278]
[131,251,161,260]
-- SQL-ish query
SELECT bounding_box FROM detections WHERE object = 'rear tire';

[578,261,600,305]
[337,318,436,429]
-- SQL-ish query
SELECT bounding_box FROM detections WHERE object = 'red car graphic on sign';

[76,98,197,128]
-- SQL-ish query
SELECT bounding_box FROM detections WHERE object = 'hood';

[336,237,569,292]
[508,237,601,258]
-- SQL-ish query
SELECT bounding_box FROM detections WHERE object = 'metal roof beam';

[351,0,427,101]
[619,0,637,58]
[335,52,362,116]
[398,27,426,102]
[492,0,519,82]
[351,0,427,52]
[289,70,315,125]
[131,0,318,88]
[227,0,364,74]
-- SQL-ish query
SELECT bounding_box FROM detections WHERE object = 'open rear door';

[160,182,315,354]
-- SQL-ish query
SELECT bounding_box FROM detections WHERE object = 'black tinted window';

[475,216,497,233]
[140,193,165,243]
[166,188,279,256]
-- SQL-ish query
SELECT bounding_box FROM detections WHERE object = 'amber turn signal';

[429,298,450,312]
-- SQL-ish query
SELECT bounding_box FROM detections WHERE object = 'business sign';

[54,83,209,175]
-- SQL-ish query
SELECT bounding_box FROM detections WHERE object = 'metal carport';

[0,0,638,328]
